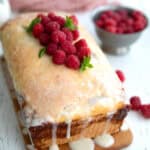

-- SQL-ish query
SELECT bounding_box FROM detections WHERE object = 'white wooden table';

[0,2,150,150]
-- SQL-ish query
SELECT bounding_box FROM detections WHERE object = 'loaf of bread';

[0,12,132,150]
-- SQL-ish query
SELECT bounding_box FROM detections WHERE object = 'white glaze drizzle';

[49,124,59,150]
[94,133,114,148]
[66,119,71,139]
[69,138,94,150]
[49,144,59,150]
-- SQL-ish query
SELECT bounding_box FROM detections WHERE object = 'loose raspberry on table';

[39,33,50,46]
[46,43,58,55]
[32,23,44,38]
[140,104,150,118]
[52,50,66,65]
[130,96,142,110]
[50,30,66,43]
[65,55,80,69]
[45,21,60,33]
[115,70,125,82]
[61,40,76,54]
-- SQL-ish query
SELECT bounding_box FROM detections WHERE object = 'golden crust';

[0,13,125,123]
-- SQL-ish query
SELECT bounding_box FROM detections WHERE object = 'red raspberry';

[103,10,115,17]
[75,39,88,50]
[32,23,44,38]
[96,20,104,28]
[72,30,79,40]
[62,28,73,41]
[50,30,66,43]
[116,27,124,34]
[52,50,66,65]
[69,15,78,25]
[130,96,141,110]
[140,104,150,118]
[104,18,117,26]
[133,21,145,32]
[132,10,143,20]
[111,12,121,22]
[46,43,58,55]
[45,21,60,33]
[115,70,125,82]
[116,10,128,18]
[100,14,108,21]
[61,40,76,54]
[125,26,134,34]
[39,33,49,46]
[105,25,117,33]
[48,12,56,20]
[77,47,91,60]
[65,55,80,69]
[41,16,50,26]
[126,18,134,26]
[52,16,65,26]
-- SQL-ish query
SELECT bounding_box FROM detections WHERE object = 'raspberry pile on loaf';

[26,13,93,70]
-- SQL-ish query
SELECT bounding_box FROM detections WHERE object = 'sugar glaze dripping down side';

[49,124,59,150]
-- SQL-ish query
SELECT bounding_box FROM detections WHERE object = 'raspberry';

[96,20,104,28]
[61,40,76,54]
[105,25,117,33]
[132,10,143,20]
[72,30,79,40]
[62,28,73,41]
[104,18,117,26]
[39,33,49,46]
[140,104,150,118]
[41,16,50,26]
[65,55,80,69]
[111,12,121,22]
[52,50,66,65]
[75,39,88,50]
[130,96,141,110]
[133,21,145,32]
[125,26,134,34]
[103,10,115,17]
[52,16,65,26]
[116,27,124,34]
[50,30,66,43]
[45,21,60,33]
[46,43,58,55]
[115,70,125,82]
[77,47,91,60]
[48,12,56,20]
[69,15,78,25]
[100,14,108,21]
[32,23,44,38]
[126,18,134,26]
[116,10,128,18]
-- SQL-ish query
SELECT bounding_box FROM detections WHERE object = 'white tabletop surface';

[0,1,150,150]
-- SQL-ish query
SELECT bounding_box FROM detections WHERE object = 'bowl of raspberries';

[93,6,148,55]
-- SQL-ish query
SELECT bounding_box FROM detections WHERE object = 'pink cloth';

[9,0,118,12]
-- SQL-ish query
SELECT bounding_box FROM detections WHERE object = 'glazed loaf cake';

[0,12,130,150]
